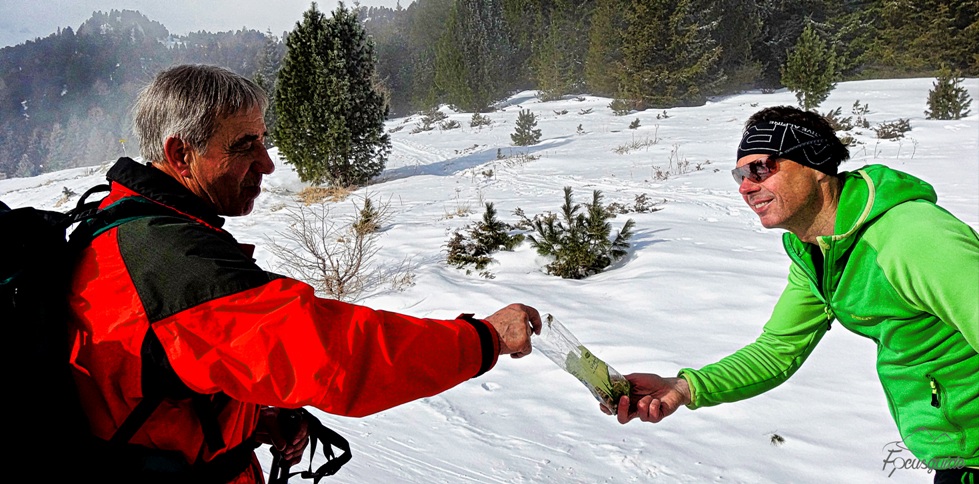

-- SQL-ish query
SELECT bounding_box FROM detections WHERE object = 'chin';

[757,216,781,229]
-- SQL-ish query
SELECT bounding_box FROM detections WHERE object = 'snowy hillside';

[2,77,976,483]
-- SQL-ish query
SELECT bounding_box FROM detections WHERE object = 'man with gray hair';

[68,64,541,483]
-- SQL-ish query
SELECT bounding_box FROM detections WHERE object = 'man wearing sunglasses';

[609,106,978,483]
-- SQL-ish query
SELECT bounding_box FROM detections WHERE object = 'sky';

[0,0,410,48]
[2,77,977,483]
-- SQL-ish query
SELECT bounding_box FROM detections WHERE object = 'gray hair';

[133,64,269,163]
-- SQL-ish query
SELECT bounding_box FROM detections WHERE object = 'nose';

[256,146,275,175]
[738,177,759,196]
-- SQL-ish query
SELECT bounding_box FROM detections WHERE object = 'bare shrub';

[614,131,659,154]
[266,197,412,302]
[650,144,694,181]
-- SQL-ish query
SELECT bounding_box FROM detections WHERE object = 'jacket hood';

[829,164,937,243]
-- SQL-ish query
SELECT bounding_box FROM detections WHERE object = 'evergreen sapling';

[511,109,542,146]
[528,187,635,279]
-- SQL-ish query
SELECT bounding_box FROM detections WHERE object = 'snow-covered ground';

[3,77,976,483]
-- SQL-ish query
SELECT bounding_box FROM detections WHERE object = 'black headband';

[737,120,839,175]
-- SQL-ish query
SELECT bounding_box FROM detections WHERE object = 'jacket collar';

[105,157,226,229]
[785,164,938,262]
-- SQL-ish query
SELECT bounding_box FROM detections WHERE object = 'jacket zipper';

[782,237,835,330]
[926,374,966,438]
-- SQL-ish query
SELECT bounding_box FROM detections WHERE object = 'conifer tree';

[584,0,626,97]
[620,0,721,108]
[434,3,472,110]
[870,0,978,76]
[275,2,391,187]
[528,187,635,279]
[406,0,454,110]
[501,0,541,88]
[781,23,837,111]
[925,65,973,120]
[511,109,541,146]
[751,0,836,87]
[710,1,762,92]
[254,30,283,148]
[434,0,515,112]
[531,0,592,101]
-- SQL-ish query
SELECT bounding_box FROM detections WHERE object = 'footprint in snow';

[481,382,502,391]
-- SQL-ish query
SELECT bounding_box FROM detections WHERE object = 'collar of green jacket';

[787,164,938,254]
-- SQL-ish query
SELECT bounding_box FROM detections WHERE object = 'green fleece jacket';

[680,164,979,468]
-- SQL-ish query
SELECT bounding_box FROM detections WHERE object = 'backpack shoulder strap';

[74,196,233,454]
[68,195,175,249]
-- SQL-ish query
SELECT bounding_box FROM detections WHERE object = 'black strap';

[111,393,165,446]
[268,409,352,484]
[75,192,232,452]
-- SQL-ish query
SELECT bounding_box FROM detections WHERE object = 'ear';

[162,136,194,178]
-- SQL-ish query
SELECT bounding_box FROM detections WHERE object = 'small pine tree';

[528,187,635,279]
[446,203,524,273]
[352,197,381,236]
[511,109,542,146]
[925,65,973,120]
[781,23,837,111]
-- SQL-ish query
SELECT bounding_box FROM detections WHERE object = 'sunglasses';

[732,156,780,185]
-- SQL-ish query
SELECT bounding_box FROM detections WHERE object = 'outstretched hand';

[601,373,692,424]
[483,303,542,358]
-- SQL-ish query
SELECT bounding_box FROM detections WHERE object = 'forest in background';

[1,0,976,179]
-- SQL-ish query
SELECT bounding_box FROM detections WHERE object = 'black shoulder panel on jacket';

[117,215,281,323]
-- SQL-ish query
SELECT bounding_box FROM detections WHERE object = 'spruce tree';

[501,0,541,88]
[434,3,473,111]
[275,2,391,187]
[751,0,836,88]
[781,23,837,111]
[872,0,977,76]
[406,0,454,110]
[710,0,762,92]
[925,65,973,120]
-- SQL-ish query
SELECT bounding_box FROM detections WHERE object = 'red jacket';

[68,158,500,482]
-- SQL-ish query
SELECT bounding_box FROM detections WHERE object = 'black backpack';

[2,185,350,482]
[1,185,108,473]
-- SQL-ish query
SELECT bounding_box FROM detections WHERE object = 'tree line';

[1,0,975,179]
[366,0,975,114]
[0,10,271,178]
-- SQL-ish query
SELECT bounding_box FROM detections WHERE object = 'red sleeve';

[152,277,500,417]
